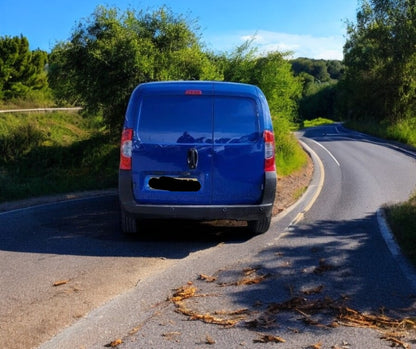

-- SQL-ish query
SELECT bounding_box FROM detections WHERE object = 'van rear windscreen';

[137,95,259,144]
[138,95,212,144]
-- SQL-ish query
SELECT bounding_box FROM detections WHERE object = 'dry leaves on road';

[199,274,217,282]
[219,266,272,286]
[169,283,197,302]
[167,266,416,349]
[169,282,250,327]
[52,279,69,287]
[104,338,123,347]
[253,334,286,343]
[205,335,216,344]
[337,307,416,349]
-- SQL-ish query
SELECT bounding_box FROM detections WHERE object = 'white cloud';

[243,31,344,60]
[206,30,345,60]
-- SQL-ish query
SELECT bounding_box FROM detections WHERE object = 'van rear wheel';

[248,215,271,234]
[120,209,138,234]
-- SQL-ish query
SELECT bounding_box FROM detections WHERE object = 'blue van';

[119,81,276,234]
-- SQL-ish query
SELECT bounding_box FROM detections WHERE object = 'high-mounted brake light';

[120,128,133,170]
[185,89,202,95]
[264,130,276,172]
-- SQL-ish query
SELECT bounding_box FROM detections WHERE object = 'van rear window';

[214,97,259,143]
[137,95,259,144]
[138,95,212,144]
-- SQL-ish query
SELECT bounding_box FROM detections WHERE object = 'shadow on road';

[0,195,253,259]
[226,213,416,320]
[164,213,416,348]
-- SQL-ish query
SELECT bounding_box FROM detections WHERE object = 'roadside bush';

[0,124,45,163]
[273,116,308,176]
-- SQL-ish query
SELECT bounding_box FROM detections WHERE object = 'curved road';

[1,124,416,348]
[299,124,416,310]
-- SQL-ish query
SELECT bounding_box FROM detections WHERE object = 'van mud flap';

[148,176,201,192]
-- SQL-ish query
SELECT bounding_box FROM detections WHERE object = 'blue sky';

[0,0,359,60]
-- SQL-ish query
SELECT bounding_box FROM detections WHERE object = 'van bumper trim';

[119,171,275,221]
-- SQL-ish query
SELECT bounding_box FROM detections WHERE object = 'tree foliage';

[48,6,222,131]
[221,41,302,122]
[291,57,343,120]
[340,0,416,122]
[0,35,48,99]
[291,58,344,82]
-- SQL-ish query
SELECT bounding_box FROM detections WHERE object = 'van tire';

[120,209,137,234]
[248,215,271,234]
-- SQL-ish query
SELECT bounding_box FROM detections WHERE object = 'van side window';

[138,95,212,144]
[214,97,259,143]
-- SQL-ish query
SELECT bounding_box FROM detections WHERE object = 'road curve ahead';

[38,123,416,349]
[298,124,416,308]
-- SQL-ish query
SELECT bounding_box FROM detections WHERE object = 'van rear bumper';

[119,171,276,221]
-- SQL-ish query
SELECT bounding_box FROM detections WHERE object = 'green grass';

[273,116,309,176]
[303,117,335,128]
[344,118,416,148]
[275,132,308,176]
[0,111,118,202]
[0,90,55,109]
[384,193,416,266]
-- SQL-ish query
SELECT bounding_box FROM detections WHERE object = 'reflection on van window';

[214,97,259,143]
[138,95,212,144]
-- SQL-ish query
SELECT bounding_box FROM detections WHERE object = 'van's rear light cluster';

[185,90,202,95]
[264,130,276,172]
[120,128,133,170]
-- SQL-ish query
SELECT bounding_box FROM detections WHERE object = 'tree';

[290,58,343,120]
[221,41,302,122]
[222,39,258,83]
[48,6,221,131]
[0,35,48,99]
[253,52,302,122]
[340,0,416,122]
[291,58,334,83]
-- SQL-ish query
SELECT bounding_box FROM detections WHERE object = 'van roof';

[134,81,262,98]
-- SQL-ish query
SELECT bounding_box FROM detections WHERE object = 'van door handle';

[187,148,198,169]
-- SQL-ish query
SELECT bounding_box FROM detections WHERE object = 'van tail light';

[120,128,133,170]
[185,89,202,95]
[264,130,276,172]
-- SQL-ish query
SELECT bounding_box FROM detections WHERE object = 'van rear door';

[132,93,214,204]
[212,96,264,204]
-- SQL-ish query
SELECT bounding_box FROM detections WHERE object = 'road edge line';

[377,208,416,291]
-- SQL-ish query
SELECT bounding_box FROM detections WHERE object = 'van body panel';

[211,95,263,204]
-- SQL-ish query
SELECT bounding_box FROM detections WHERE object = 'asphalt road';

[2,124,416,349]
[0,195,257,349]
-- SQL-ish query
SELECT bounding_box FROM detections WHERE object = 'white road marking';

[286,140,326,227]
[311,139,340,167]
